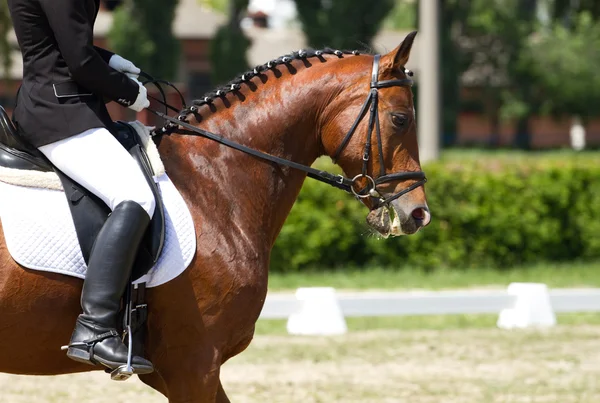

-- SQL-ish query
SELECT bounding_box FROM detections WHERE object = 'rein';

[140,54,427,207]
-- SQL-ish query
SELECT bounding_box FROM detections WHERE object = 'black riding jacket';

[7,0,139,147]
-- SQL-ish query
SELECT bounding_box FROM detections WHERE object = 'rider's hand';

[109,54,141,79]
[128,77,150,112]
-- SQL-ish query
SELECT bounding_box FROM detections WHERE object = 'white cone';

[286,287,347,336]
[497,283,557,329]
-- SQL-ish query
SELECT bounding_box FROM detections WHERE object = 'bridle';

[143,54,427,210]
[331,54,426,206]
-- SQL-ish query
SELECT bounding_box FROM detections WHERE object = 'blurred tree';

[437,0,471,147]
[103,0,122,11]
[293,0,395,50]
[199,0,228,14]
[383,1,417,30]
[437,0,600,149]
[209,0,251,86]
[462,0,539,149]
[0,2,12,81]
[551,0,600,24]
[525,11,600,123]
[415,0,538,148]
[108,0,180,80]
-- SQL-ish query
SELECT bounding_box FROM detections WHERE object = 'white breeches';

[38,127,156,219]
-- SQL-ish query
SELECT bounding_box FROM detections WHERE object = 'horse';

[0,31,430,402]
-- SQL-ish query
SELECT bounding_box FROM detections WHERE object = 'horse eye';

[391,114,408,128]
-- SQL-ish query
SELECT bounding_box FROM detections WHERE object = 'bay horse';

[0,31,430,402]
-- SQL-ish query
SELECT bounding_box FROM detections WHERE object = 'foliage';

[525,12,600,122]
[438,0,470,147]
[0,2,12,81]
[551,0,600,22]
[198,0,228,14]
[209,0,251,86]
[293,0,395,50]
[108,0,180,80]
[383,1,600,148]
[270,154,600,272]
[443,0,539,148]
[383,1,416,31]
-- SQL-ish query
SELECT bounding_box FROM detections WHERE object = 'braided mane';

[161,47,409,133]
[178,48,363,117]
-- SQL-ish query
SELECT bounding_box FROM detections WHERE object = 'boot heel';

[66,347,95,366]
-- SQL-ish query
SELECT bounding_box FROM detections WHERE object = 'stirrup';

[61,281,151,381]
[111,278,139,381]
[110,325,135,381]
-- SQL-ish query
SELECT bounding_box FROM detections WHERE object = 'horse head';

[319,31,430,237]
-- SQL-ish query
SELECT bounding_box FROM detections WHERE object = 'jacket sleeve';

[94,46,114,64]
[39,0,139,107]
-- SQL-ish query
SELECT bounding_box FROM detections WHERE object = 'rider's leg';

[39,127,156,216]
[38,127,156,374]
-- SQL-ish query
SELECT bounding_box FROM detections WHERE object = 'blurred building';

[1,0,598,148]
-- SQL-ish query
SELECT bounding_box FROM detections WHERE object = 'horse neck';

[159,66,340,253]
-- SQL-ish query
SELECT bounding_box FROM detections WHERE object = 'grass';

[267,261,600,292]
[255,312,600,335]
[220,324,600,403]
[6,321,600,402]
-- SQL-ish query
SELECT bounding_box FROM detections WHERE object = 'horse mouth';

[366,203,422,237]
[366,205,403,238]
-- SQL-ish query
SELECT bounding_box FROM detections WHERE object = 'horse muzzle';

[366,200,430,237]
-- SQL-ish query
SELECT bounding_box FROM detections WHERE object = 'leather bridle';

[331,54,426,206]
[143,54,427,210]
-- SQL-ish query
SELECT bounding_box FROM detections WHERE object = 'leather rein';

[141,54,427,208]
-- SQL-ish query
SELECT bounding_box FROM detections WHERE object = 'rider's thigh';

[38,127,156,219]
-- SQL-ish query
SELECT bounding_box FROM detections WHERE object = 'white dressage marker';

[287,287,347,336]
[497,283,557,329]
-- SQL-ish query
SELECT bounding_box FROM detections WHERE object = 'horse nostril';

[412,208,425,220]
[411,207,431,227]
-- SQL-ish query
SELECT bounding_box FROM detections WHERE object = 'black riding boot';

[64,201,154,374]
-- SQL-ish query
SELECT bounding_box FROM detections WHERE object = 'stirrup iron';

[110,325,134,381]
[111,279,136,381]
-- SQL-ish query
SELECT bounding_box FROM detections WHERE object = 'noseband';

[145,54,426,209]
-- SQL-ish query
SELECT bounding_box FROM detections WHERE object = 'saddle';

[0,105,166,282]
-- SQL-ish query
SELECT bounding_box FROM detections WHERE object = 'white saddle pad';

[0,124,196,288]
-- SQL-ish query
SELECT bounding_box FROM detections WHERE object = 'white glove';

[128,76,150,112]
[109,54,141,79]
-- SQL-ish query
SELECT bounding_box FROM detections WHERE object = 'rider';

[8,0,155,374]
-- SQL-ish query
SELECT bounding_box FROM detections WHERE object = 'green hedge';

[270,154,600,272]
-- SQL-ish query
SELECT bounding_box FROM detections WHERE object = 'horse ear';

[381,30,417,71]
